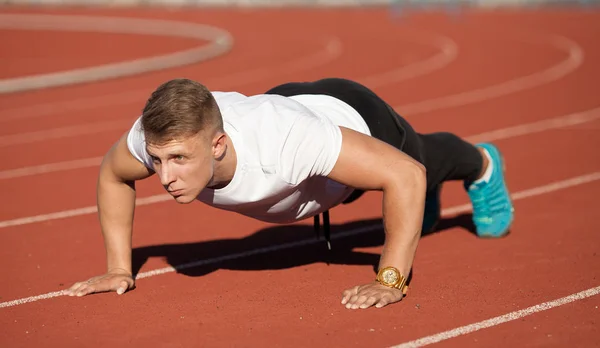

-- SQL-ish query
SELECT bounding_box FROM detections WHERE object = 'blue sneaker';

[464,143,515,238]
[422,184,441,234]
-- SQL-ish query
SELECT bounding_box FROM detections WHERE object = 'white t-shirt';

[127,91,371,223]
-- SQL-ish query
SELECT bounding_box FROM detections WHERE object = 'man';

[67,78,514,310]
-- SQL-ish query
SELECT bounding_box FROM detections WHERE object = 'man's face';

[146,133,214,204]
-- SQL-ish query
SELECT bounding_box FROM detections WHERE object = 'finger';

[375,297,390,308]
[359,296,379,309]
[68,282,83,291]
[341,286,359,305]
[67,282,86,296]
[350,295,370,309]
[75,284,92,297]
[116,280,129,295]
[345,294,361,309]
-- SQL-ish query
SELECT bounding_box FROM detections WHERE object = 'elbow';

[408,161,427,193]
[391,160,427,194]
[382,159,427,194]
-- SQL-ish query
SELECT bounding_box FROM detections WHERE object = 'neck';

[208,133,237,189]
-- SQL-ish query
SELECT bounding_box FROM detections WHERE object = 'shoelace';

[471,178,509,221]
[314,210,331,250]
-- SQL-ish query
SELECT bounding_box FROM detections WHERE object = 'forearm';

[378,166,427,278]
[97,173,136,274]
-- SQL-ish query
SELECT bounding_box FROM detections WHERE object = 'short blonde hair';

[141,78,223,145]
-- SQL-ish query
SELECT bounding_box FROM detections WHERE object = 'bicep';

[101,132,154,182]
[326,126,425,191]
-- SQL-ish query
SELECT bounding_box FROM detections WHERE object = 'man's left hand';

[341,281,404,309]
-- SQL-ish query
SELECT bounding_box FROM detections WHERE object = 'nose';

[159,164,176,188]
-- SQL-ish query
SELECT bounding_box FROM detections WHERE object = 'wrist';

[107,266,132,275]
[376,266,409,294]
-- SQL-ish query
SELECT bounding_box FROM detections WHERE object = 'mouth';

[168,189,184,196]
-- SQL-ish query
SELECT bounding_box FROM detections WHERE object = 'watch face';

[382,269,399,285]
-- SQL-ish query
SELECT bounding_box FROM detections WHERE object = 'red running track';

[0,5,599,348]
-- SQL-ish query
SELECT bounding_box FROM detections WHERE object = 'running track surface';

[0,5,599,348]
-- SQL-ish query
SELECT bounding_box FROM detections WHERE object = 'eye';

[174,155,185,161]
[150,156,161,164]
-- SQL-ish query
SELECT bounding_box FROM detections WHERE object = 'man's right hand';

[66,269,135,297]
[66,130,152,298]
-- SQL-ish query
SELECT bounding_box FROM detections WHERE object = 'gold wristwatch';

[376,266,408,294]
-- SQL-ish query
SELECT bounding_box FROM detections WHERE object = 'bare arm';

[327,126,426,308]
[98,131,154,274]
[68,131,153,296]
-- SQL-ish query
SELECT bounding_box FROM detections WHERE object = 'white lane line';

[439,172,600,217]
[0,120,126,147]
[0,14,233,95]
[464,106,600,143]
[397,34,584,116]
[0,34,341,123]
[0,30,585,170]
[0,36,342,145]
[0,157,103,180]
[0,26,453,123]
[391,286,600,348]
[0,195,171,229]
[2,104,598,181]
[0,170,598,309]
[359,30,458,88]
[0,29,457,147]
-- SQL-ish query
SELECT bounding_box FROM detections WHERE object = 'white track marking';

[359,31,458,88]
[2,104,598,181]
[0,36,342,145]
[0,120,127,147]
[391,285,600,348]
[0,30,584,160]
[0,171,598,308]
[0,27,453,123]
[0,194,171,229]
[0,36,341,123]
[440,172,600,217]
[0,157,103,180]
[397,34,584,115]
[465,106,600,143]
[0,14,233,94]
[0,30,456,146]
[1,106,596,225]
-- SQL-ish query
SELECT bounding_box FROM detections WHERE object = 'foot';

[465,143,515,238]
[422,184,442,234]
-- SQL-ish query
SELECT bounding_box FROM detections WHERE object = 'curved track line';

[1,105,599,221]
[0,28,586,181]
[0,37,342,123]
[0,37,343,146]
[1,171,598,309]
[0,30,582,148]
[397,34,584,115]
[0,14,233,94]
[0,29,455,145]
[359,31,458,88]
[0,26,454,123]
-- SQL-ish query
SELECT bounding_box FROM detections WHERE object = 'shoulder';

[125,115,153,169]
[214,91,319,125]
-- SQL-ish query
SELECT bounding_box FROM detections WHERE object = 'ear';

[211,132,227,159]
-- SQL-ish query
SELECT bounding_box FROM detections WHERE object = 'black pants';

[264,78,483,198]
